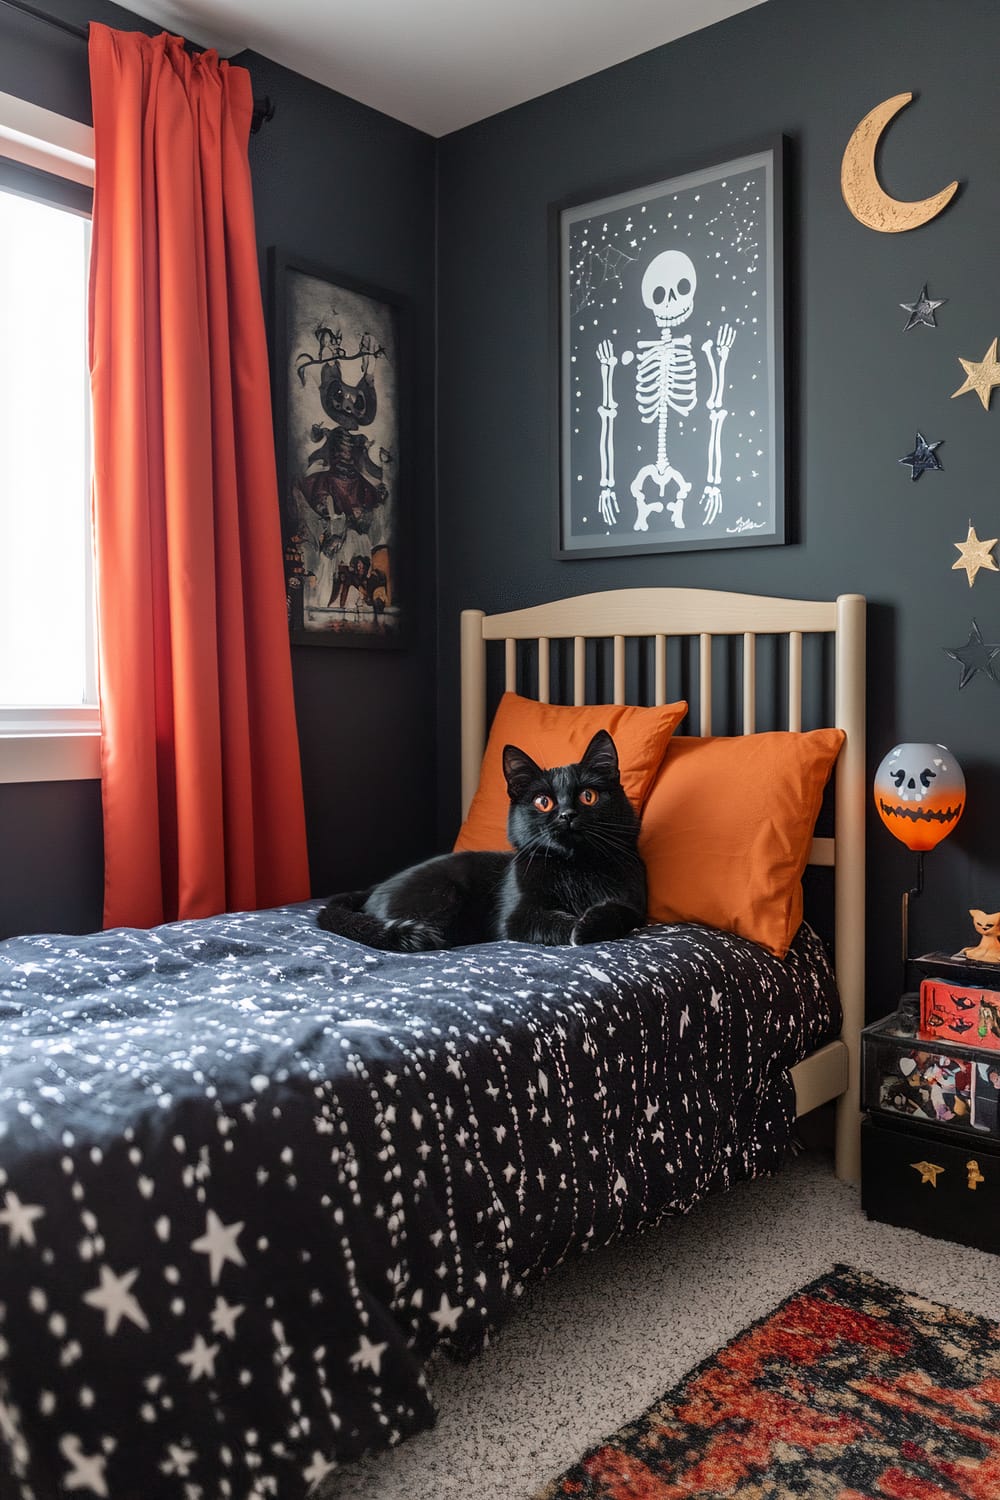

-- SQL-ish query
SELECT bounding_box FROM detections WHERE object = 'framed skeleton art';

[553,139,787,558]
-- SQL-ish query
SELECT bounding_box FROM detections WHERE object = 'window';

[0,91,98,781]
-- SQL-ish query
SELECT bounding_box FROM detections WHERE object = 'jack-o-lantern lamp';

[874,743,965,981]
[874,743,965,852]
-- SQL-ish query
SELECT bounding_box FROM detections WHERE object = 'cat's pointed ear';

[580,728,620,782]
[971,908,984,921]
[502,744,543,799]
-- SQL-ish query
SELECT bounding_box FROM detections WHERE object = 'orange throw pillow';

[455,692,688,853]
[640,729,845,958]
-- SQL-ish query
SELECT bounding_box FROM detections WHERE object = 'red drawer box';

[920,978,1000,1052]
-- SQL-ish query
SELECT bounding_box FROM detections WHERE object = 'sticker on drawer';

[920,978,1000,1052]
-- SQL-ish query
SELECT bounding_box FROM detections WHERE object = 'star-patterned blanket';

[0,903,839,1499]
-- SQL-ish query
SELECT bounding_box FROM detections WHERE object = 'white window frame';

[0,91,100,784]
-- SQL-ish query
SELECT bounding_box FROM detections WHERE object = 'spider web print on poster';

[554,140,786,558]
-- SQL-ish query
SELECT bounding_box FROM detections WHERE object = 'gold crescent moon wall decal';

[841,92,959,233]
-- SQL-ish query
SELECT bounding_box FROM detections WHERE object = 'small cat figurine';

[317,729,646,951]
[962,909,1000,963]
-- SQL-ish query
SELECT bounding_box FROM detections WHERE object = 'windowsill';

[0,732,101,784]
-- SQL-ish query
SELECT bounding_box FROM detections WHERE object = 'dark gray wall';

[246,50,438,900]
[0,0,438,936]
[435,0,1000,1010]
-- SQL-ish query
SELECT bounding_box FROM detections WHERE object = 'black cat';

[317,729,646,951]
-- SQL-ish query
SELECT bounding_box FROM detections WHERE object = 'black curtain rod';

[0,0,275,132]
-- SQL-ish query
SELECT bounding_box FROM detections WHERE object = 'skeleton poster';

[557,144,784,556]
[277,259,402,645]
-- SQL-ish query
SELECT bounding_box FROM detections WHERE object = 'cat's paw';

[571,902,640,946]
[387,918,445,952]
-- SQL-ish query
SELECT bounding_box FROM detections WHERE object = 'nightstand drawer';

[861,1116,1000,1254]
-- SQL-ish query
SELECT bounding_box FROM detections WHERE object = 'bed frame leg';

[834,1094,861,1183]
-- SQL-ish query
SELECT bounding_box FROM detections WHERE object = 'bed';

[0,586,865,1499]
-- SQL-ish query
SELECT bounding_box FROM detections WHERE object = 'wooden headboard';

[460,587,866,1182]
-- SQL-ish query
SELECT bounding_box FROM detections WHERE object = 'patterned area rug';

[534,1264,1000,1498]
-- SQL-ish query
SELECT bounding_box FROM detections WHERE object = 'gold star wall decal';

[911,1159,944,1186]
[952,337,1000,410]
[953,523,999,587]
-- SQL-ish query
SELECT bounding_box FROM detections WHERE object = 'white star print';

[82,1266,149,1335]
[191,1210,245,1284]
[160,1443,198,1476]
[60,1434,109,1497]
[429,1293,462,1333]
[0,1397,18,1444]
[349,1333,388,1375]
[209,1295,245,1339]
[177,1333,220,1381]
[303,1450,337,1484]
[0,1191,45,1247]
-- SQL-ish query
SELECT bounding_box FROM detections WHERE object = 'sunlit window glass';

[0,185,91,707]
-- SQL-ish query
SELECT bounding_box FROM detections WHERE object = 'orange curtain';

[88,23,310,929]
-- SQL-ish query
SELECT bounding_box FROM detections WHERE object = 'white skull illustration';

[641,250,697,328]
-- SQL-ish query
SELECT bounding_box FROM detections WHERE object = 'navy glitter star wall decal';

[943,619,1000,688]
[898,432,943,481]
[900,284,946,331]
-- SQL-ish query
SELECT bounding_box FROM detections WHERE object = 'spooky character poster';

[557,144,784,556]
[279,261,402,644]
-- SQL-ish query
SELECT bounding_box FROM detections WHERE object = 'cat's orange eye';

[533,794,554,813]
[578,788,599,807]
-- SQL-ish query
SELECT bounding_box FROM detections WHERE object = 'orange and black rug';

[535,1264,1000,1499]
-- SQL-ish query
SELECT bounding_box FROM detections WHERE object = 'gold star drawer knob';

[911,1159,944,1186]
[967,1160,985,1191]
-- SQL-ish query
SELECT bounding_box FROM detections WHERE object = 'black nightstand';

[860,1004,1000,1254]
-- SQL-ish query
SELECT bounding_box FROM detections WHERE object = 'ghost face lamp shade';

[873,743,965,982]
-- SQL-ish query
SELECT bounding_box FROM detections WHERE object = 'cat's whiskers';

[580,825,635,859]
[514,828,553,874]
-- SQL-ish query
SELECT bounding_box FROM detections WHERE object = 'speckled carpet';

[322,1152,999,1499]
[534,1262,1000,1498]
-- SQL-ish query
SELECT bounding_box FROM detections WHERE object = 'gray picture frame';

[270,249,408,648]
[554,138,786,559]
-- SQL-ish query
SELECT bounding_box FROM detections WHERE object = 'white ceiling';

[117,0,768,137]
